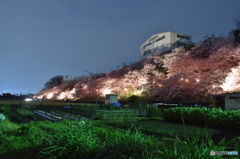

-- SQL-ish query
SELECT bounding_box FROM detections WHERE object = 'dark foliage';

[128,95,140,107]
[234,29,240,43]
[44,75,64,88]
[189,34,224,59]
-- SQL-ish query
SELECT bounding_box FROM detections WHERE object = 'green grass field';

[0,100,239,158]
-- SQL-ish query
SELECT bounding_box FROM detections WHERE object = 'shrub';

[95,125,156,159]
[162,107,240,130]
[17,108,34,116]
[0,123,49,156]
[157,132,239,159]
[128,95,140,107]
[147,106,163,117]
[0,104,10,113]
[0,119,19,134]
[39,120,100,159]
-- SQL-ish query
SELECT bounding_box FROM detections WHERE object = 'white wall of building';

[225,93,240,110]
[140,31,193,60]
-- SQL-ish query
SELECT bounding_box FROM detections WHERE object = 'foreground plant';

[155,127,239,159]
[1,118,239,159]
[39,121,157,159]
[163,107,240,130]
[95,125,157,159]
[0,122,49,157]
[17,108,34,116]
[39,120,100,159]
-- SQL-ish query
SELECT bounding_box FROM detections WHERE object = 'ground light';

[25,98,33,101]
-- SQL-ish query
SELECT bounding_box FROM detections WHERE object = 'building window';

[155,36,165,42]
[143,43,151,48]
[148,35,159,42]
[177,34,190,40]
[143,49,152,56]
[177,42,189,47]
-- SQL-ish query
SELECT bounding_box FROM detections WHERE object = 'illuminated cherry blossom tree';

[221,65,240,92]
[36,31,240,101]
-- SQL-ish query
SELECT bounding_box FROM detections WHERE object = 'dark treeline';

[0,93,34,100]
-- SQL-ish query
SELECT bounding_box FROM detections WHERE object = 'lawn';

[0,100,239,158]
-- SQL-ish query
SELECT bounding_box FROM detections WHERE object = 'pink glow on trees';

[47,93,53,99]
[103,88,111,95]
[58,92,66,100]
[156,71,200,100]
[122,63,163,98]
[57,88,76,100]
[221,66,240,92]
[162,46,188,75]
[36,32,240,101]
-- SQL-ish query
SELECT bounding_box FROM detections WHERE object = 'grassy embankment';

[0,101,239,158]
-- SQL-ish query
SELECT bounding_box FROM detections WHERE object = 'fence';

[94,109,147,119]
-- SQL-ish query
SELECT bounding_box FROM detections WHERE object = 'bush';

[39,120,100,159]
[0,123,49,156]
[147,106,163,117]
[39,121,158,159]
[0,120,19,134]
[1,119,239,158]
[0,104,10,113]
[17,108,34,116]
[158,131,239,159]
[128,95,140,107]
[163,107,240,130]
[95,125,156,159]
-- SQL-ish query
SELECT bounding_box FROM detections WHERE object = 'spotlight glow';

[47,93,53,99]
[103,88,111,95]
[25,98,33,101]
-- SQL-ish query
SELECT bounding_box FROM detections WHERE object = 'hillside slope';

[35,35,240,101]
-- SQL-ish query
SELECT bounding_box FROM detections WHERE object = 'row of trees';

[35,20,240,101]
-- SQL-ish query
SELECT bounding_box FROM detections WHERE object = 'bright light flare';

[57,88,76,100]
[25,98,33,101]
[135,90,142,95]
[221,67,240,92]
[68,88,76,99]
[37,95,43,99]
[47,93,53,99]
[221,76,235,91]
[58,92,66,100]
[103,88,111,95]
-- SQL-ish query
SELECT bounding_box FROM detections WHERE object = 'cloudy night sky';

[0,0,239,94]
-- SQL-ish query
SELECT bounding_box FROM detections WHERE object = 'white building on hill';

[140,31,193,60]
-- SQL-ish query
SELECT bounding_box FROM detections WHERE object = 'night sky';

[1,0,239,94]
